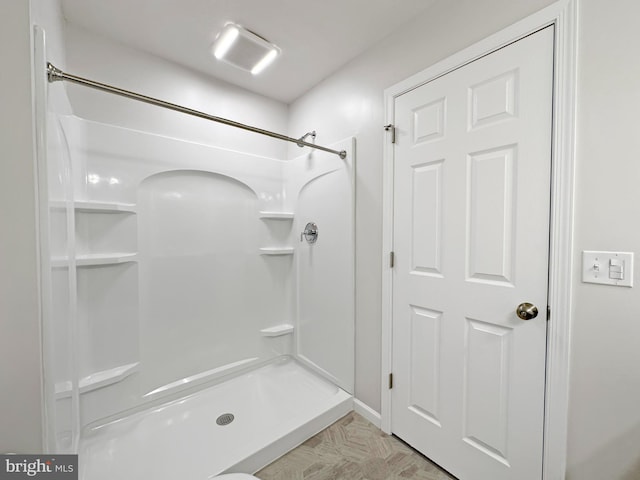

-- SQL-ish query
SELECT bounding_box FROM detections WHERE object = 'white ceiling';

[61,0,437,103]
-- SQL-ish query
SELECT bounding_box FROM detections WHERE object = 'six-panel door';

[391,26,554,480]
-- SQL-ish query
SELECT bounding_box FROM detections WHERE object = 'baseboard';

[353,399,381,429]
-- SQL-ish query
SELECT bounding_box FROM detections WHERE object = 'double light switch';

[582,251,634,287]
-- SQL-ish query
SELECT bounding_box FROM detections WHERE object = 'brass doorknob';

[516,302,538,320]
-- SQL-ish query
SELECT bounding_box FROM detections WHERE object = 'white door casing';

[390,26,554,480]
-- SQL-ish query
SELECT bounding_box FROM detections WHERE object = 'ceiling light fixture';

[211,22,280,75]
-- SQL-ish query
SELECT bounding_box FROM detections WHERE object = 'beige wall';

[567,1,640,478]
[0,1,44,452]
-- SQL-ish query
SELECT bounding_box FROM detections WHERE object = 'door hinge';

[547,305,551,321]
[389,251,395,268]
[384,124,396,144]
[388,373,394,389]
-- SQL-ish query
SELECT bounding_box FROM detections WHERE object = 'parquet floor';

[256,412,457,480]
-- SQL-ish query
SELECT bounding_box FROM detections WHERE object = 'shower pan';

[36,36,355,479]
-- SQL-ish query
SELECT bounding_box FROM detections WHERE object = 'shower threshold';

[79,356,352,480]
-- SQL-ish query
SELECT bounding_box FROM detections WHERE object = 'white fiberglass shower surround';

[36,34,355,479]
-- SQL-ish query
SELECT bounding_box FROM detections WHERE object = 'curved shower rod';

[46,63,347,160]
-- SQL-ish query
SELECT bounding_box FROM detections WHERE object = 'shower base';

[79,356,352,480]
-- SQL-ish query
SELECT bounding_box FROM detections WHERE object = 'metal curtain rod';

[46,63,347,160]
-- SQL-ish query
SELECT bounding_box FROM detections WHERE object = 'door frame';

[380,1,577,479]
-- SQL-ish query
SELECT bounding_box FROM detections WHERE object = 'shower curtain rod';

[46,63,347,160]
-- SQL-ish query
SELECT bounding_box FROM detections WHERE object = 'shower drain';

[216,413,235,426]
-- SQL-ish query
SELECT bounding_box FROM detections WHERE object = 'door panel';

[391,27,554,480]
[410,160,444,275]
[408,305,442,425]
[467,145,516,284]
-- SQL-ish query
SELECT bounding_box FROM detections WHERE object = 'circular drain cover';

[216,413,234,426]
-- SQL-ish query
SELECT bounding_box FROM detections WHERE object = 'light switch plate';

[582,251,634,287]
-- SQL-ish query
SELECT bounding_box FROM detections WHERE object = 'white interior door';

[391,27,554,480]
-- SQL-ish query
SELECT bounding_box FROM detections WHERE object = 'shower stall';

[35,28,354,479]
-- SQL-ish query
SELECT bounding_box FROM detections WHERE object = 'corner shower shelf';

[54,362,139,399]
[259,247,294,256]
[50,200,137,213]
[51,253,138,268]
[259,211,294,220]
[260,324,294,337]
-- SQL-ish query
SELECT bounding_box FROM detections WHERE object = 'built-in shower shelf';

[259,247,294,255]
[260,324,294,337]
[50,200,137,213]
[75,201,137,213]
[54,362,139,399]
[76,253,138,266]
[51,253,138,268]
[259,211,294,220]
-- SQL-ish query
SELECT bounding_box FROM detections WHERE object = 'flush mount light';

[211,22,280,75]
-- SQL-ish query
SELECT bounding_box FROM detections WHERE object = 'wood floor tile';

[256,412,456,480]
